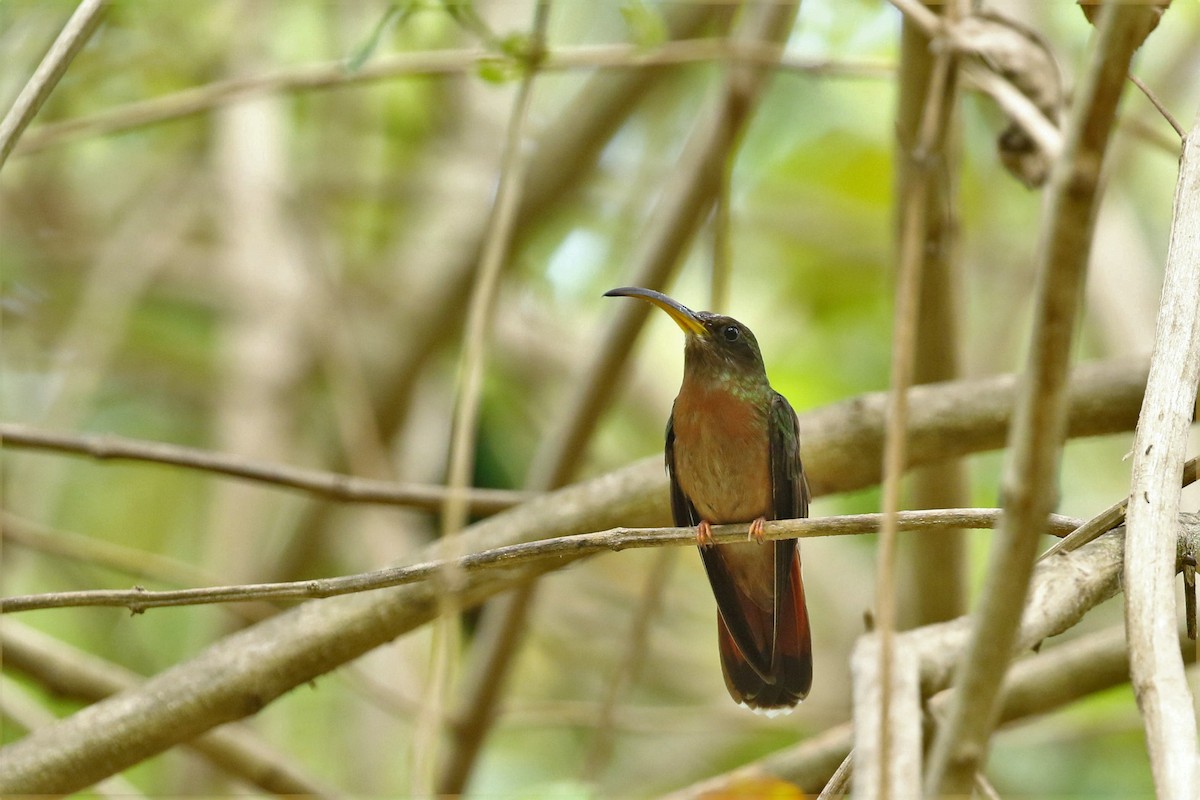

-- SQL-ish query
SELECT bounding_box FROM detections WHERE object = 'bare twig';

[2,509,1079,614]
[1128,72,1186,140]
[414,4,550,793]
[974,772,1003,800]
[816,752,853,800]
[1122,99,1200,798]
[0,423,530,514]
[0,0,106,170]
[924,6,1155,795]
[899,0,970,629]
[12,40,891,157]
[1039,455,1200,560]
[960,61,1062,164]
[872,3,962,791]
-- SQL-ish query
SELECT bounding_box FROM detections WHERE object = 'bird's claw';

[748,517,766,543]
[696,520,715,549]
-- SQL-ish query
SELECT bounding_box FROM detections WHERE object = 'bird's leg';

[748,516,767,543]
[696,520,716,549]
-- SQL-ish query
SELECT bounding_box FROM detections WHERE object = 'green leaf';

[476,56,514,84]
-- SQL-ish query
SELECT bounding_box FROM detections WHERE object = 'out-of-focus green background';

[2,1,1198,796]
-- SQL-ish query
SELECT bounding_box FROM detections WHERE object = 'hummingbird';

[606,287,812,713]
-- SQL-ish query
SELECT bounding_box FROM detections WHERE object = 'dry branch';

[415,5,550,793]
[0,361,1153,794]
[897,0,969,629]
[887,0,1063,164]
[0,509,1080,614]
[0,423,530,514]
[0,0,106,169]
[1040,455,1200,560]
[1123,99,1200,798]
[876,3,966,789]
[12,41,889,157]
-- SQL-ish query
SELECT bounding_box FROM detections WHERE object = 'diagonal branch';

[1040,455,1200,560]
[0,0,106,170]
[414,4,550,793]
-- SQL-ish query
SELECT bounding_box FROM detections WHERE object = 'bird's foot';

[696,520,716,549]
[748,517,767,543]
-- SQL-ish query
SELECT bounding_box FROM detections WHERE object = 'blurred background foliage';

[2,0,1198,796]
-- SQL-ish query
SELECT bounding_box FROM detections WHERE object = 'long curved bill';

[604,286,705,336]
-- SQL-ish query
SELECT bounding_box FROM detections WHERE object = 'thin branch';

[2,509,1078,615]
[1122,99,1200,798]
[1039,455,1200,560]
[1128,72,1186,140]
[959,62,1062,163]
[974,772,1003,800]
[816,752,852,800]
[12,39,891,157]
[0,423,530,514]
[924,6,1156,795]
[0,0,106,170]
[873,3,961,791]
[900,0,970,627]
[415,4,550,794]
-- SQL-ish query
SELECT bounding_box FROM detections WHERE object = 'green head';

[604,286,769,386]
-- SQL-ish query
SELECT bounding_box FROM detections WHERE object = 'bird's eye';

[722,325,740,342]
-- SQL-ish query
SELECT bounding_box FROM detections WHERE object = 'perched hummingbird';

[606,287,812,713]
